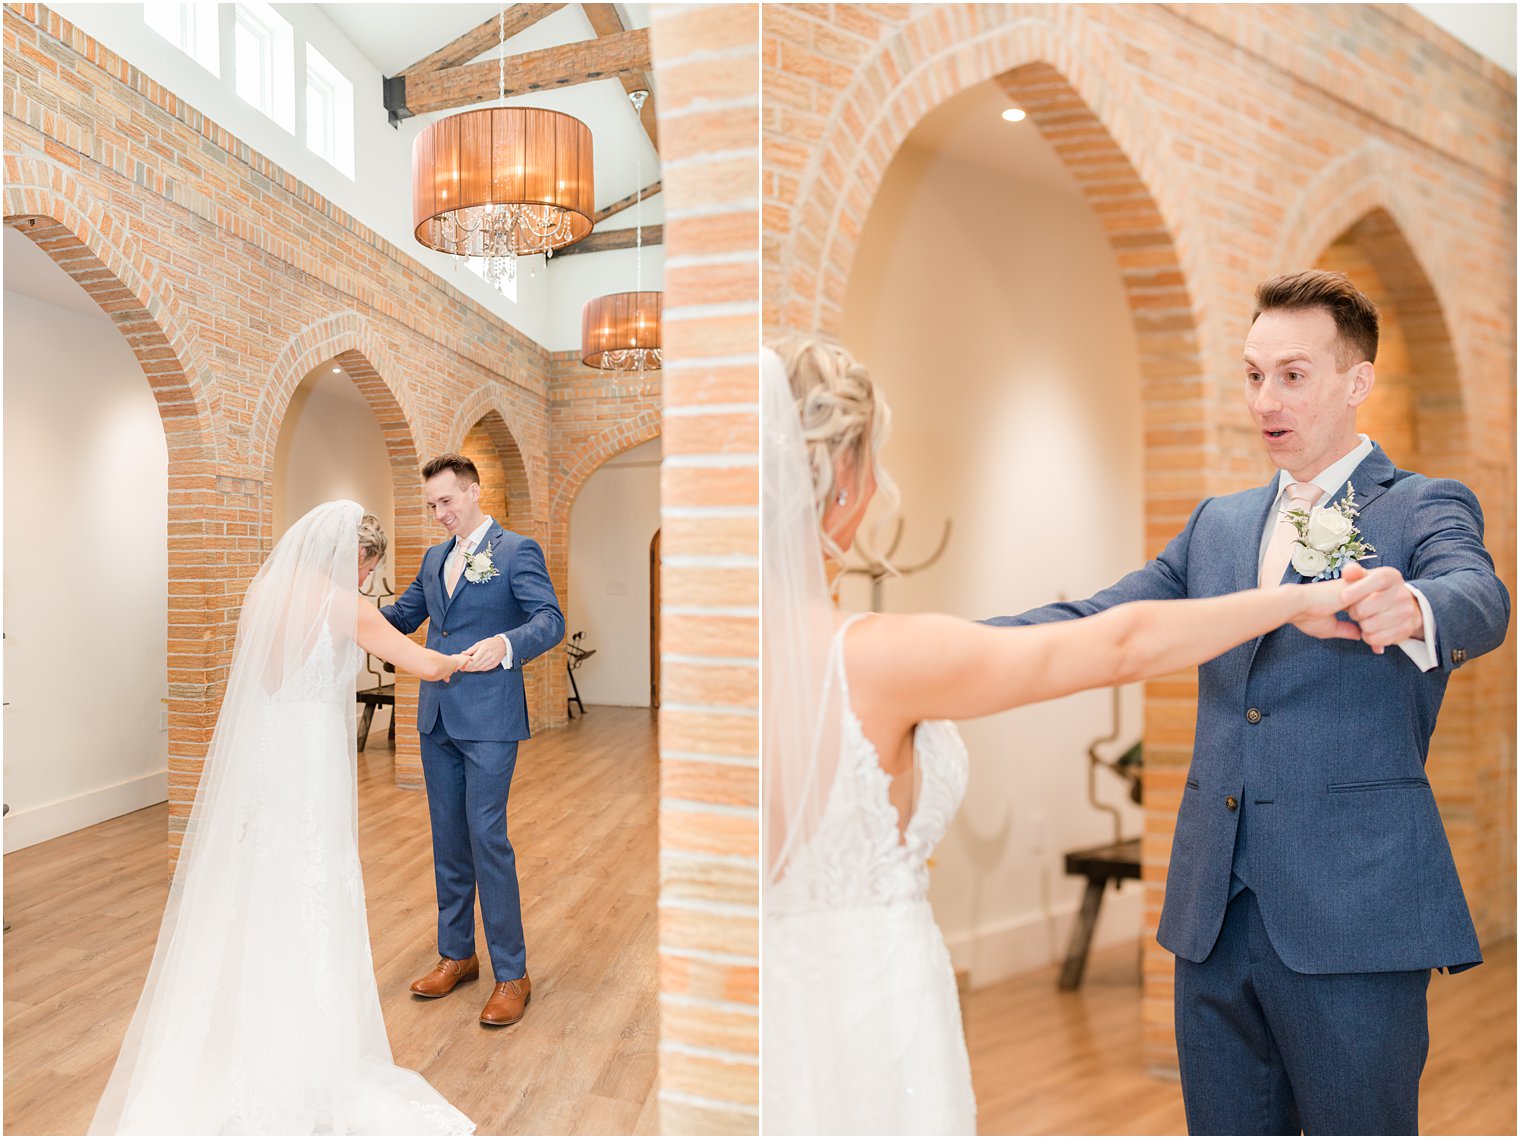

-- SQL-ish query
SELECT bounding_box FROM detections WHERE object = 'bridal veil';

[90,500,471,1135]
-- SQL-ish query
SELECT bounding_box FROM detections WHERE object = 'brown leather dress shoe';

[480,976,531,1026]
[410,954,480,997]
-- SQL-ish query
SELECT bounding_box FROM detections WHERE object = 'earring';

[835,488,848,506]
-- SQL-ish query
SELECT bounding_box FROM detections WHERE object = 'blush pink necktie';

[1259,483,1322,587]
[446,541,470,596]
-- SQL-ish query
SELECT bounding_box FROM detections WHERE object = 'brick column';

[650,4,760,1133]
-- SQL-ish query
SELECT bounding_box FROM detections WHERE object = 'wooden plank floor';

[965,933,1517,1135]
[3,707,659,1136]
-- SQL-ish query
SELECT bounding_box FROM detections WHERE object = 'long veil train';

[90,500,472,1136]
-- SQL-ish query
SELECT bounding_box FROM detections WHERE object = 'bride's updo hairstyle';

[769,334,900,567]
[357,514,388,563]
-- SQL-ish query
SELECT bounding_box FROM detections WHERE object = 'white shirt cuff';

[1395,584,1438,672]
[497,632,513,670]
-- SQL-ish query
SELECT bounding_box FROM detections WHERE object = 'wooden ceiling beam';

[397,27,651,117]
[398,4,566,78]
[593,180,662,225]
[581,3,659,152]
[555,223,664,257]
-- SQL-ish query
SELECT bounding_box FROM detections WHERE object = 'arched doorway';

[843,70,1156,988]
[565,436,663,710]
[788,7,1210,1082]
[2,204,217,867]
[256,321,427,788]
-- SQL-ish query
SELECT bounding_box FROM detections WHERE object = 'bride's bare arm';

[356,601,463,682]
[847,580,1356,732]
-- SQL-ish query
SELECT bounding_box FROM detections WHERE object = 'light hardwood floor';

[3,707,659,1136]
[965,932,1517,1136]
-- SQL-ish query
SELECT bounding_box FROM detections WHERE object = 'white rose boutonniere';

[462,546,499,584]
[1281,483,1376,582]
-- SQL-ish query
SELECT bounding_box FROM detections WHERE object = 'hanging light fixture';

[412,8,594,292]
[581,90,662,374]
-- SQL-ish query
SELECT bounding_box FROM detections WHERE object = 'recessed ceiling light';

[331,366,342,374]
[1002,107,1027,123]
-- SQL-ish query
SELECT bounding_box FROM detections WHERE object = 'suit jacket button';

[1225,795,1239,811]
[1451,648,1467,664]
[1245,708,1262,724]
[442,631,449,638]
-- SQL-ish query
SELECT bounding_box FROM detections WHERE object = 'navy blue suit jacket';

[382,522,565,742]
[988,445,1509,973]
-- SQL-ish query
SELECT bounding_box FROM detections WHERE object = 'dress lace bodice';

[768,614,969,916]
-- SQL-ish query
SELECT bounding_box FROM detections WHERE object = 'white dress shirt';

[451,516,514,670]
[1258,435,1437,671]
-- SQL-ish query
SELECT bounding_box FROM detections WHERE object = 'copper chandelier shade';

[412,106,595,258]
[581,290,663,371]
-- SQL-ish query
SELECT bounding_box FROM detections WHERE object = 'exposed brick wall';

[764,2,1515,1074]
[651,4,760,1132]
[3,5,658,828]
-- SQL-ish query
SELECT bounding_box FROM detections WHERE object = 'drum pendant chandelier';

[581,90,662,373]
[411,11,594,291]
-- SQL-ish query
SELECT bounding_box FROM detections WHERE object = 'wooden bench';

[1059,836,1141,990]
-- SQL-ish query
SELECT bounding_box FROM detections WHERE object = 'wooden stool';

[356,684,395,750]
[1058,836,1141,990]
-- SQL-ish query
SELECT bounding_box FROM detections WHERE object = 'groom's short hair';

[422,453,481,488]
[1251,270,1379,369]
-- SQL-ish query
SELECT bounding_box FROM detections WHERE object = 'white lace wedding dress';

[91,501,473,1136]
[763,615,976,1135]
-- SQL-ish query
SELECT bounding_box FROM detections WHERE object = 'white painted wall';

[273,366,398,720]
[567,436,662,707]
[841,83,1148,987]
[3,255,169,851]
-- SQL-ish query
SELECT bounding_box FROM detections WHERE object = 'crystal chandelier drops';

[580,90,662,377]
[411,7,594,291]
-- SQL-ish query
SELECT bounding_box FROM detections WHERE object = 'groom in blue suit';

[990,271,1509,1133]
[383,453,564,1027]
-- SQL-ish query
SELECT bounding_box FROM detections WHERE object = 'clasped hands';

[441,637,509,681]
[1294,561,1425,654]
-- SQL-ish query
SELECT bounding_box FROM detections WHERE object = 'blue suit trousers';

[420,720,525,981]
[1176,889,1430,1135]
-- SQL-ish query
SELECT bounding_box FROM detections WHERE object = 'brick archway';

[772,8,1209,358]
[3,183,222,866]
[260,313,433,787]
[544,409,663,725]
[445,385,542,533]
[1276,142,1477,424]
[4,166,218,470]
[550,407,664,524]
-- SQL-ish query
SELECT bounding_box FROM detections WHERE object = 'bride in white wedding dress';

[760,339,1361,1135]
[91,500,474,1136]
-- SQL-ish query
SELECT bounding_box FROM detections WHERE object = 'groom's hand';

[1339,562,1424,654]
[460,637,508,671]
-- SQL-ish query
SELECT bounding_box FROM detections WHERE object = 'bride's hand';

[439,653,470,682]
[1288,578,1363,641]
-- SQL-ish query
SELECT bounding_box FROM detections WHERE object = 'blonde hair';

[769,334,899,567]
[357,514,388,562]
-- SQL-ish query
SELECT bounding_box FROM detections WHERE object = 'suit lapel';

[1323,444,1396,523]
[1232,475,1286,678]
[441,522,505,618]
